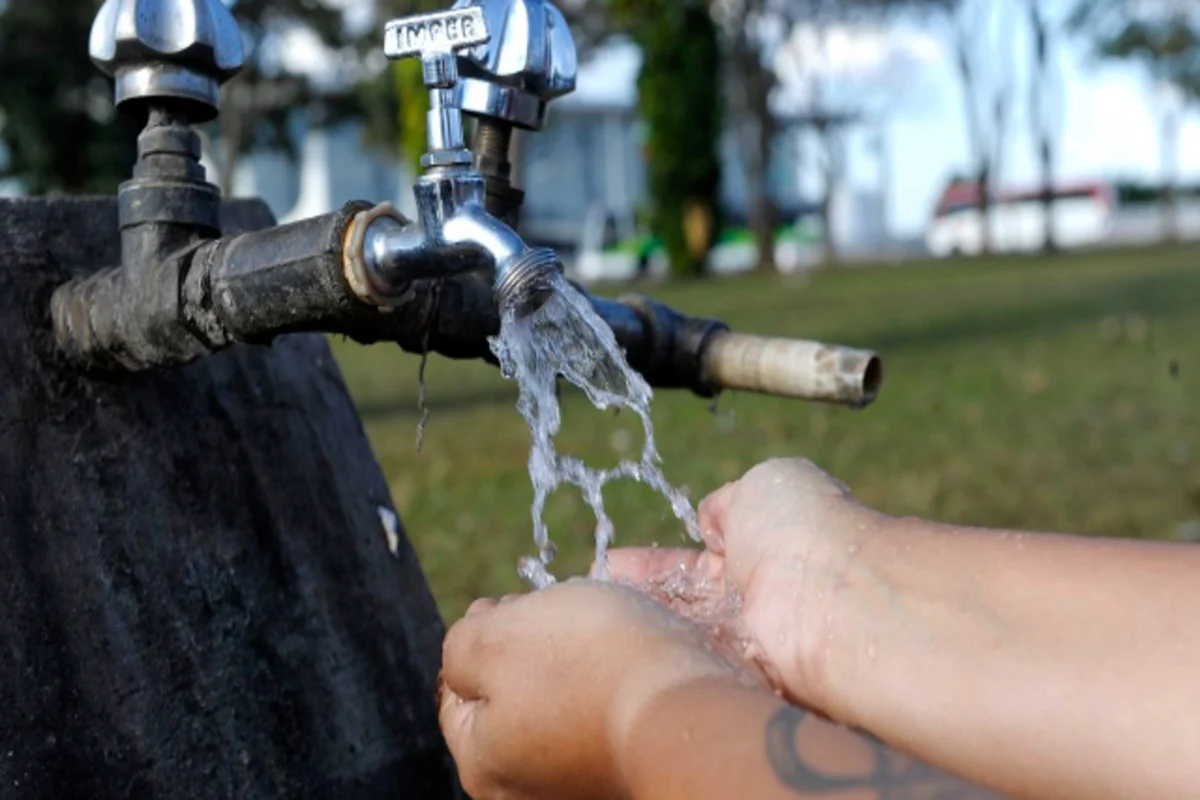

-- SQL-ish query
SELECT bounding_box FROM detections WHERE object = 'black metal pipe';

[342,275,727,398]
[50,248,213,371]
[51,193,731,398]
[50,105,224,372]
[184,202,370,349]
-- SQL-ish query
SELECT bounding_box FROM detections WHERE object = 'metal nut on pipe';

[701,333,883,409]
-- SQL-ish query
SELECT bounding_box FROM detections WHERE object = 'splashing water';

[489,272,700,588]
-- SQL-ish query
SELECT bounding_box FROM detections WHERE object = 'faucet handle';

[452,0,577,131]
[384,7,492,168]
[89,0,245,122]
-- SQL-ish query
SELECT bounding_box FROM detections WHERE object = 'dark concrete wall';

[0,198,459,799]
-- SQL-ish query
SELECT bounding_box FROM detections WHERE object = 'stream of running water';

[488,272,700,588]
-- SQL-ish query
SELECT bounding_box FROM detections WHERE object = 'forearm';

[620,677,995,800]
[820,517,1200,798]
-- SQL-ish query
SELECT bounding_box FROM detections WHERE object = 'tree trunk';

[749,179,777,273]
[220,139,242,198]
[978,161,993,256]
[819,132,839,267]
[743,61,777,273]
[819,188,835,266]
[1039,138,1057,253]
[216,105,244,198]
[1161,106,1180,243]
[0,197,460,799]
[1028,0,1057,254]
[215,82,255,198]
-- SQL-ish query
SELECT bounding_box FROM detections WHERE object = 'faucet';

[345,4,566,316]
[48,0,884,410]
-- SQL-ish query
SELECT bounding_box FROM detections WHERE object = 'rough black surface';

[0,198,460,799]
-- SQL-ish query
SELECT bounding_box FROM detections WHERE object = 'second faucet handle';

[384,6,492,168]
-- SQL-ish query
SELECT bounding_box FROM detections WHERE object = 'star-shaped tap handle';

[89,0,245,122]
[384,7,492,169]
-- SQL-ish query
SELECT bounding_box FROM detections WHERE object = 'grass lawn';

[331,245,1200,622]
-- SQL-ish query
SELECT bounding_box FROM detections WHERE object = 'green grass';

[331,245,1200,621]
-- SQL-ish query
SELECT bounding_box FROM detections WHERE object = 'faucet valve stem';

[384,7,491,169]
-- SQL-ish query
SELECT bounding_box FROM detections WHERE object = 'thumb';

[440,603,497,703]
[438,682,482,765]
[697,481,736,555]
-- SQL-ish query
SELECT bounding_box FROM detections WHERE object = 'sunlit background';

[3,0,1198,618]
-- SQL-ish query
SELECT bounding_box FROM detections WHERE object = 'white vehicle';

[926,181,1115,258]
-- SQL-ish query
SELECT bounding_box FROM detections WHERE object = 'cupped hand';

[605,457,886,707]
[438,579,751,800]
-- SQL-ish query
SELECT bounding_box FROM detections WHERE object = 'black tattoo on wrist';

[765,704,999,799]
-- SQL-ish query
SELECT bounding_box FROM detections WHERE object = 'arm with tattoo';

[622,678,1002,800]
[765,705,1002,800]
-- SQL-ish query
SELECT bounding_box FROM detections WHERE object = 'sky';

[566,15,1200,238]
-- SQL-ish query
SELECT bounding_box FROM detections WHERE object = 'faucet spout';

[442,203,560,313]
[440,202,524,268]
[349,180,561,316]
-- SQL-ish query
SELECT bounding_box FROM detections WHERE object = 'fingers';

[605,547,727,622]
[697,481,736,554]
[438,682,490,798]
[606,547,713,587]
[438,682,478,750]
[441,593,533,703]
[466,597,498,616]
[442,601,500,702]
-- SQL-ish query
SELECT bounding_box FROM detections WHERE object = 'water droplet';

[518,556,556,589]
[867,644,877,659]
[846,543,859,555]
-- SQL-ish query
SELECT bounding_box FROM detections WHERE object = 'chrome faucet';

[347,4,571,316]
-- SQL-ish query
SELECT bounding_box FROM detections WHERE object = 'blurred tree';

[944,0,1019,257]
[1026,0,1065,253]
[716,0,947,269]
[557,0,619,56]
[0,0,137,194]
[772,1,942,266]
[1071,2,1200,242]
[608,0,723,276]
[208,0,350,196]
[711,0,784,272]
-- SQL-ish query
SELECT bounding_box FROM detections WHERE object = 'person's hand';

[438,579,752,800]
[605,457,887,708]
